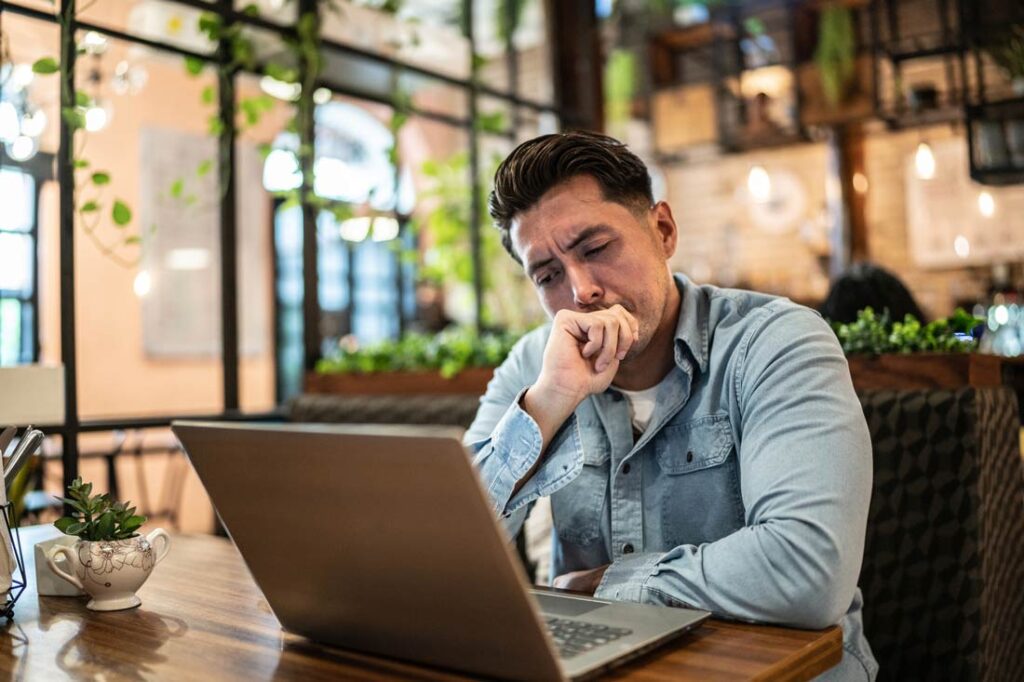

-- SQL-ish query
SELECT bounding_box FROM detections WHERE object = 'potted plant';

[310,326,522,395]
[44,477,170,611]
[831,307,1002,391]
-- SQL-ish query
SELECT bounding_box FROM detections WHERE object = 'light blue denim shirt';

[466,274,877,681]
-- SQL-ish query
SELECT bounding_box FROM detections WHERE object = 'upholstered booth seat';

[858,387,1024,682]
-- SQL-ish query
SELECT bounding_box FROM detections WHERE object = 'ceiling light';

[7,135,38,162]
[852,172,869,194]
[84,103,111,132]
[915,142,935,180]
[371,217,400,242]
[953,235,970,259]
[339,216,372,242]
[747,165,772,203]
[978,191,995,218]
[259,76,300,102]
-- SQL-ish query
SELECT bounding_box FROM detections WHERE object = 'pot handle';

[146,528,171,565]
[46,546,84,590]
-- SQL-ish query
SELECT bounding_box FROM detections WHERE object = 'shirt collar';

[672,273,709,374]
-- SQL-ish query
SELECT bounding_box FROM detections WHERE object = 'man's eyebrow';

[526,224,613,276]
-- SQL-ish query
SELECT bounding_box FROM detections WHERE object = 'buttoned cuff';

[480,387,583,518]
[594,552,663,603]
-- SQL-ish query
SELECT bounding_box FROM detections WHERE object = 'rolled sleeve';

[594,552,663,603]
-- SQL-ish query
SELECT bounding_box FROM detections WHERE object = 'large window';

[0,161,47,366]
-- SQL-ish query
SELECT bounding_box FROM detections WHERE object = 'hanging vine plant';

[29,2,141,267]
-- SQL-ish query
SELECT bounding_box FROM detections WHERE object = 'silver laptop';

[172,420,709,680]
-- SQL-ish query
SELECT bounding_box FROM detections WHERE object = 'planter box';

[305,367,494,396]
[846,353,1004,391]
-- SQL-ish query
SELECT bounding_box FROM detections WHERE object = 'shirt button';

[622,463,631,475]
[622,543,634,554]
[686,451,694,463]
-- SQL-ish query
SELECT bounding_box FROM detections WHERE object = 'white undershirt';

[615,381,664,434]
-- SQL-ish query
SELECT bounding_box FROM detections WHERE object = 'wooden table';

[2,526,841,681]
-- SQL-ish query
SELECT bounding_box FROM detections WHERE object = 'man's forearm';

[512,382,581,496]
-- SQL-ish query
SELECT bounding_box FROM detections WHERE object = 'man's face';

[509,175,678,360]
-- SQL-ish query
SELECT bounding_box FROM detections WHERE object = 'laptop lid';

[172,420,564,681]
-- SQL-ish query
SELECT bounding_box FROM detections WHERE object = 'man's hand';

[523,305,639,448]
[552,565,610,595]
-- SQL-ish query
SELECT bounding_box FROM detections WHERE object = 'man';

[465,131,877,680]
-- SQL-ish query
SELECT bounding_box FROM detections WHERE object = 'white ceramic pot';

[46,529,170,611]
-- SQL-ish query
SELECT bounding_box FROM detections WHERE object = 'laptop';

[172,420,710,680]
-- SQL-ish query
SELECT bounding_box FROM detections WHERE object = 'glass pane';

[0,299,23,366]
[0,233,33,295]
[77,0,218,57]
[0,170,36,232]
[274,204,304,402]
[70,31,223,420]
[235,68,292,413]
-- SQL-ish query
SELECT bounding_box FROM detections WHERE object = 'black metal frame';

[0,0,567,491]
[0,501,27,619]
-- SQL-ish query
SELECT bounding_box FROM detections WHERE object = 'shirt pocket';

[655,414,745,547]
[550,424,609,546]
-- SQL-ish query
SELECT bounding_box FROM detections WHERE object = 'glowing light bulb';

[747,165,771,203]
[915,142,935,180]
[133,270,152,297]
[978,191,995,218]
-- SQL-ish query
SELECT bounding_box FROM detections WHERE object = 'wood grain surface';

[1,526,841,681]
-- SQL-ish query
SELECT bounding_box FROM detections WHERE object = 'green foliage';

[316,327,522,379]
[988,25,1024,80]
[91,171,111,186]
[604,48,635,130]
[830,307,984,356]
[815,5,856,107]
[31,57,59,74]
[112,200,132,226]
[54,477,147,542]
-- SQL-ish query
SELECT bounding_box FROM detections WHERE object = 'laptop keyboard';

[544,617,633,659]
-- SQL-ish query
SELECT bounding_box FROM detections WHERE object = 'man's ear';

[651,202,678,258]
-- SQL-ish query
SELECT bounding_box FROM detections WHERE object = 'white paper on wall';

[138,128,269,358]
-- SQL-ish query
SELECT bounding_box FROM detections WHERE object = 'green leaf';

[196,159,213,177]
[198,12,222,41]
[75,91,92,107]
[170,178,184,198]
[112,200,132,226]
[32,57,60,74]
[96,511,115,540]
[184,56,205,76]
[80,200,100,213]
[91,171,111,186]
[73,158,89,169]
[61,107,86,130]
[208,116,224,136]
[265,62,298,83]
[201,85,216,105]
[65,522,87,536]
[241,3,260,17]
[124,235,142,245]
[54,516,77,534]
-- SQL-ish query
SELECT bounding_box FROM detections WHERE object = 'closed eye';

[584,243,609,258]
[535,269,561,287]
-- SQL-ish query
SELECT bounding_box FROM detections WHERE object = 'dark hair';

[488,130,654,263]
[820,262,927,324]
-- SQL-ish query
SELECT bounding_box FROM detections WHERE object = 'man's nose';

[568,266,604,308]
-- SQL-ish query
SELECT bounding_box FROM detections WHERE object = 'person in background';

[820,262,926,324]
[465,131,876,681]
